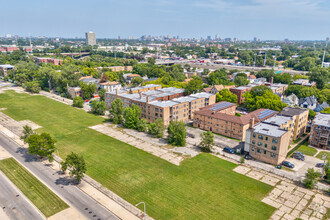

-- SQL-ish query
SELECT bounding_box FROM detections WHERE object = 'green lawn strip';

[0,158,69,217]
[316,151,330,161]
[287,138,317,157]
[0,90,275,219]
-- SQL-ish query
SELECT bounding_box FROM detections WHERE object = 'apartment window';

[272,138,278,144]
[155,113,158,116]
[271,146,277,151]
[264,150,267,155]
[265,137,268,141]
[257,149,261,153]
[265,144,267,148]
[258,142,262,146]
[251,147,254,152]
[271,153,275,158]
[258,135,263,140]
[253,133,256,138]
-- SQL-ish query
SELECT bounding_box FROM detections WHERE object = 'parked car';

[85,99,89,102]
[244,155,252,160]
[293,152,305,158]
[282,161,295,169]
[223,147,235,154]
[291,154,305,161]
[316,163,325,168]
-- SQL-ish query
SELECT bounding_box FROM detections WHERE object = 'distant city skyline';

[1,0,329,40]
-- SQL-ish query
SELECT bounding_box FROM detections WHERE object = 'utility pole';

[321,40,328,68]
[263,51,267,66]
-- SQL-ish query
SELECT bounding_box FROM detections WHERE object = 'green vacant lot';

[0,158,68,217]
[0,90,275,219]
[316,151,330,161]
[294,139,318,156]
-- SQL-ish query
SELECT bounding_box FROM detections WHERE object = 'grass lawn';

[0,158,68,217]
[0,90,275,219]
[288,138,317,157]
[316,151,330,161]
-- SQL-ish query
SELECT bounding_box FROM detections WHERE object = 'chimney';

[146,96,150,103]
[249,117,255,129]
[116,88,119,95]
[139,92,143,99]
[270,77,274,84]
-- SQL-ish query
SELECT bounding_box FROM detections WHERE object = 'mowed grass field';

[0,90,275,219]
[0,158,68,217]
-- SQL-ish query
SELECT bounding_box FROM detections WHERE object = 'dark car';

[292,154,305,161]
[294,152,305,158]
[316,163,325,168]
[244,155,252,160]
[223,147,235,154]
[282,161,295,169]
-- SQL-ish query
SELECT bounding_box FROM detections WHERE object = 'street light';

[135,202,146,220]
[321,153,326,179]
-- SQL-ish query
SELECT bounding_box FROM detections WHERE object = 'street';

[0,132,119,220]
[0,171,44,220]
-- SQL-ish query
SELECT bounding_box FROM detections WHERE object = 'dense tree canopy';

[167,121,186,146]
[216,89,237,103]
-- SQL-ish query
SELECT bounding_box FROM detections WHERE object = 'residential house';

[314,102,329,112]
[282,94,299,106]
[293,79,316,87]
[298,96,317,110]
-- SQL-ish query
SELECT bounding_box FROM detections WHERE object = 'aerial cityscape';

[0,1,329,220]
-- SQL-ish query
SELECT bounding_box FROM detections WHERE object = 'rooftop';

[172,96,196,103]
[264,115,293,126]
[190,92,214,99]
[280,107,308,117]
[253,123,288,138]
[313,114,330,127]
[150,100,179,108]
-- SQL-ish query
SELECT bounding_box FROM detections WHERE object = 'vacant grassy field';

[288,138,317,157]
[316,151,330,161]
[0,158,68,217]
[0,90,275,219]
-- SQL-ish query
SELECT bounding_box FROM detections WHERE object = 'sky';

[0,0,329,40]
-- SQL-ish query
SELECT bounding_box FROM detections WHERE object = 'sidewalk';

[0,117,145,220]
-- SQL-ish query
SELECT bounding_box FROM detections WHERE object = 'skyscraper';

[85,31,96,46]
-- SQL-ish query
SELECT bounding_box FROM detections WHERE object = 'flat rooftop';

[313,114,330,127]
[189,92,214,99]
[253,123,288,138]
[150,100,179,108]
[264,115,293,126]
[280,107,308,116]
[172,96,196,103]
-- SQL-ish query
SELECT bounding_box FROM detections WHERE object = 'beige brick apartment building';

[105,85,216,126]
[244,121,290,165]
[193,102,277,140]
[309,113,330,149]
[279,107,309,140]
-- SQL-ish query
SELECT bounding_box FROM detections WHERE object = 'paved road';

[0,171,44,220]
[0,132,119,220]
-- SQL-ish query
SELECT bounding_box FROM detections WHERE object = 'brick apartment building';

[309,114,330,149]
[244,121,290,165]
[0,45,19,52]
[35,57,62,65]
[105,85,216,126]
[193,102,277,140]
[279,107,309,140]
[97,66,133,72]
[0,64,14,76]
[230,86,253,104]
[263,115,295,143]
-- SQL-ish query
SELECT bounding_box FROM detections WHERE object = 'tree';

[308,109,316,120]
[20,125,34,143]
[206,70,231,85]
[234,73,249,86]
[91,100,106,115]
[98,88,106,101]
[148,119,165,138]
[26,133,56,162]
[25,81,41,93]
[147,57,156,65]
[61,152,87,182]
[167,121,186,146]
[321,107,330,114]
[303,168,321,189]
[124,104,141,129]
[185,76,203,95]
[136,119,148,132]
[216,89,237,103]
[243,86,287,111]
[79,82,97,100]
[132,76,143,86]
[199,131,214,152]
[109,98,124,124]
[73,96,84,108]
[308,67,330,89]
